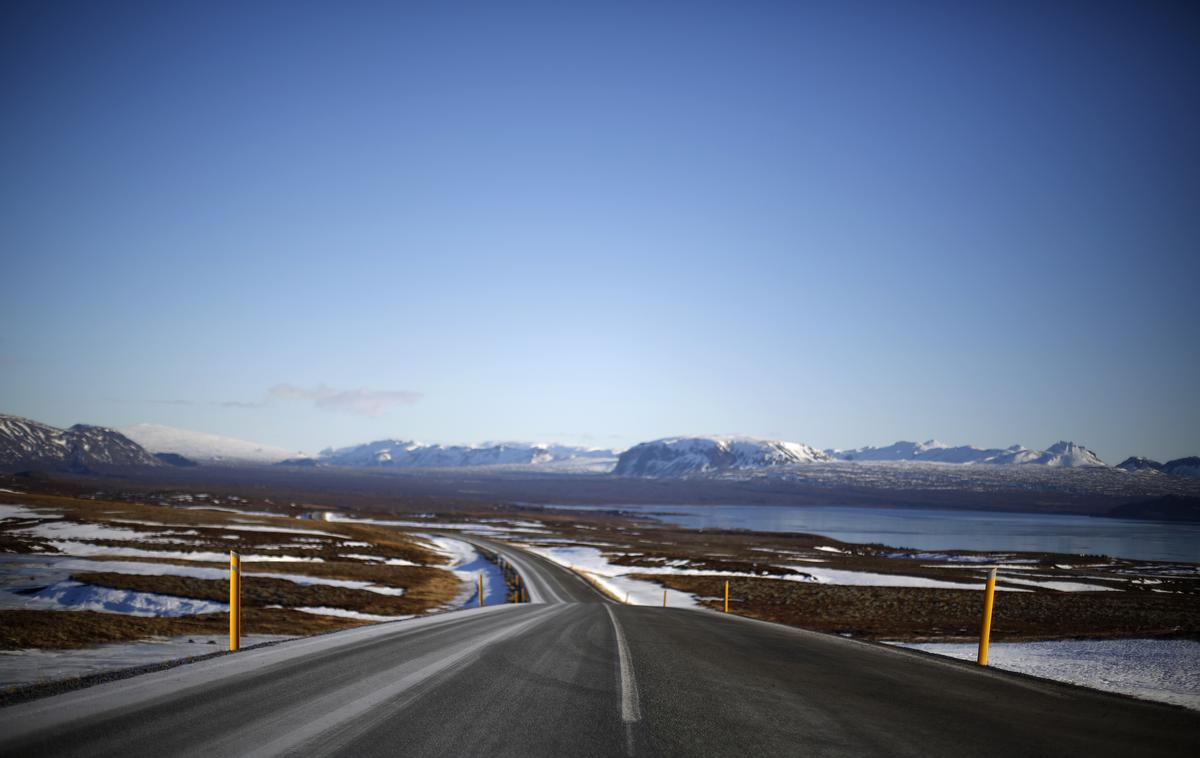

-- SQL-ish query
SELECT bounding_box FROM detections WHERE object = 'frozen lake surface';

[549,504,1200,562]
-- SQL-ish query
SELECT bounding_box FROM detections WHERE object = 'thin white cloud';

[154,399,267,409]
[219,399,268,409]
[269,384,422,417]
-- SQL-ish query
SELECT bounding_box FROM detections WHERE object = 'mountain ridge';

[0,414,162,473]
[828,439,1106,468]
[614,436,831,477]
[318,439,616,469]
[4,412,1197,479]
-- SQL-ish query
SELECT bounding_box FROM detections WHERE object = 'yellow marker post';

[663,590,667,608]
[724,580,729,613]
[478,573,484,608]
[977,567,997,666]
[229,551,241,652]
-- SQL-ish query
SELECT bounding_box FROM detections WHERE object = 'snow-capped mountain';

[987,441,1106,467]
[0,414,161,472]
[1115,456,1199,477]
[613,436,831,477]
[1116,456,1163,473]
[829,439,999,464]
[319,439,616,469]
[830,440,1106,468]
[119,423,303,464]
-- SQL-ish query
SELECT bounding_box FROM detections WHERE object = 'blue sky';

[2,1,1197,463]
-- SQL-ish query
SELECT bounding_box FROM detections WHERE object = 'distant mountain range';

[2,413,1197,482]
[615,437,1110,476]
[1115,455,1200,477]
[315,439,615,469]
[826,439,1106,468]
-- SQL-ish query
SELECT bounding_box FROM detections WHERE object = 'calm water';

[549,504,1200,563]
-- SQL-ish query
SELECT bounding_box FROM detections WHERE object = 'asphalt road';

[1,539,1196,757]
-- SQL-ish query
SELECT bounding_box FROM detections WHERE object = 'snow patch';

[892,639,1200,710]
[415,535,507,607]
[288,607,413,622]
[40,542,325,562]
[23,581,227,616]
[785,565,1012,590]
[998,576,1119,592]
[0,634,294,689]
[0,504,54,520]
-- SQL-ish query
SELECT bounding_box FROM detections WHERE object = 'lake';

[548,504,1200,563]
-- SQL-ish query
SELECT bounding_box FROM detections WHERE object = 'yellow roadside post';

[229,551,241,652]
[478,573,484,608]
[663,590,667,608]
[977,567,997,666]
[724,580,729,613]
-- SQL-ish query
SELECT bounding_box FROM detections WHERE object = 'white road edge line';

[606,605,641,723]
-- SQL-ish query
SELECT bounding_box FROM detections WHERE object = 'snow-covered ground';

[338,554,418,565]
[996,576,1119,592]
[783,565,1026,591]
[14,581,227,616]
[0,554,408,619]
[417,535,508,607]
[0,635,294,689]
[333,515,1051,596]
[38,543,327,562]
[286,607,412,622]
[0,502,530,695]
[892,639,1200,710]
[516,544,1046,599]
[10,520,200,543]
[521,545,701,607]
[0,504,436,625]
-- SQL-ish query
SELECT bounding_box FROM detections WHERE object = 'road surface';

[1,538,1196,757]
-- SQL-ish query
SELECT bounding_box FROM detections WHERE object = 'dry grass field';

[647,574,1200,641]
[0,490,467,649]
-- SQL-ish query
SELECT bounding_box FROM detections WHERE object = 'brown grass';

[0,492,442,565]
[0,609,368,650]
[71,570,459,616]
[66,558,463,610]
[645,574,1200,641]
[0,533,57,554]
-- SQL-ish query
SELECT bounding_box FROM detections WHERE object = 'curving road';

[1,538,1196,757]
